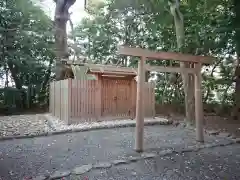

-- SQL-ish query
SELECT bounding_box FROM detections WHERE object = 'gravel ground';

[0,125,235,180]
[0,115,50,137]
[45,114,170,131]
[80,144,240,180]
[0,114,171,139]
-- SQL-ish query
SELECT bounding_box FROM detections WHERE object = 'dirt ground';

[155,103,240,137]
[203,115,240,137]
[160,113,240,138]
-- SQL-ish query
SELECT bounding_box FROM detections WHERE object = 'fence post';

[194,63,204,142]
[135,57,145,152]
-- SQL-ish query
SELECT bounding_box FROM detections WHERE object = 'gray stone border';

[0,115,173,141]
[32,138,240,180]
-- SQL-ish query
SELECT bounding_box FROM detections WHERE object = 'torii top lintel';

[118,46,216,64]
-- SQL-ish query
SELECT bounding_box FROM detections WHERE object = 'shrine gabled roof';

[85,64,137,76]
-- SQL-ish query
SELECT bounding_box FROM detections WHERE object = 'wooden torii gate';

[118,46,216,152]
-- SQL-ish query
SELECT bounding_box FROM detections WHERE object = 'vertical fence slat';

[152,83,156,117]
[86,80,89,121]
[76,80,80,119]
[68,79,72,124]
[49,78,156,124]
[97,77,102,120]
[60,81,63,121]
[83,80,86,120]
[53,81,55,116]
[56,81,59,118]
[72,80,75,118]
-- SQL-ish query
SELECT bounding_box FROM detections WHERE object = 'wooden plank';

[72,79,79,118]
[55,81,59,119]
[71,80,75,118]
[63,80,69,124]
[62,81,65,123]
[60,81,63,122]
[86,80,89,120]
[86,80,90,121]
[145,65,197,74]
[74,80,78,118]
[194,63,204,142]
[131,80,136,119]
[60,81,63,121]
[58,81,61,119]
[68,79,72,124]
[51,82,55,116]
[92,80,97,121]
[53,82,55,116]
[97,76,102,120]
[55,81,58,118]
[89,81,92,122]
[49,82,53,114]
[80,80,84,120]
[135,57,145,152]
[151,83,156,117]
[118,46,215,64]
[84,80,88,121]
[53,81,56,117]
[56,81,58,118]
[49,83,51,113]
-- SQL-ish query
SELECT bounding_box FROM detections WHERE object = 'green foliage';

[0,0,55,113]
[72,0,237,108]
[0,0,239,115]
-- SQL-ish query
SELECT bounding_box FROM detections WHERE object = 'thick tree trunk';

[54,0,76,80]
[54,18,68,80]
[169,0,195,125]
[233,0,240,120]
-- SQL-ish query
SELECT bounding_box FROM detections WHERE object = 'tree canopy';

[0,0,55,112]
[0,0,239,118]
[73,0,237,109]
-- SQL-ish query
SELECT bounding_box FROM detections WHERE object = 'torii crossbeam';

[118,46,216,152]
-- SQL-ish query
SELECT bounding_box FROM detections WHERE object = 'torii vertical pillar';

[135,56,145,152]
[195,63,204,142]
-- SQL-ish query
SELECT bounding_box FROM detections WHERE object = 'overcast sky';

[39,0,87,25]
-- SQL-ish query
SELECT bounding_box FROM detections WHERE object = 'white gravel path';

[0,115,51,137]
[0,113,171,138]
[44,114,171,132]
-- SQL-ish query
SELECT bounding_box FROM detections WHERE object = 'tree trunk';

[169,0,195,125]
[54,0,76,80]
[54,18,68,80]
[233,64,240,120]
[232,0,240,120]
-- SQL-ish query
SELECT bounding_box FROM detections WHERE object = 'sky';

[39,0,87,25]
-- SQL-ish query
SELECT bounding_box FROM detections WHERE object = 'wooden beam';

[66,59,197,74]
[135,56,145,152]
[63,60,85,65]
[145,65,197,74]
[118,46,215,64]
[194,63,204,142]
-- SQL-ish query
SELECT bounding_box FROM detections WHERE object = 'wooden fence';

[50,79,155,124]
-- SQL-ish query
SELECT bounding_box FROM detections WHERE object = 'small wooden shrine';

[49,63,155,124]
